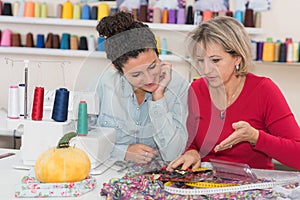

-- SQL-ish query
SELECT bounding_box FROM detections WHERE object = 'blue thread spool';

[60,33,70,49]
[77,101,88,136]
[51,88,69,122]
[161,38,168,55]
[91,6,98,20]
[235,10,243,24]
[36,34,45,48]
[81,4,90,20]
[97,37,105,51]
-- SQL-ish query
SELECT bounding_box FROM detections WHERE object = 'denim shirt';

[96,69,189,161]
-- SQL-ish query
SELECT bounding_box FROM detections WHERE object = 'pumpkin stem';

[57,132,77,149]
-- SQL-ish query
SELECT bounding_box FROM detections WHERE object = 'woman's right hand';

[167,150,201,171]
[125,144,158,164]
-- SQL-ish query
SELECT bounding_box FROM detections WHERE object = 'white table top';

[0,148,124,200]
[1,148,300,199]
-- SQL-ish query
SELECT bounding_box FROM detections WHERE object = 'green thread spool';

[77,100,88,136]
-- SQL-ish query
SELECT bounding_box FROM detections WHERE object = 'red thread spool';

[31,87,44,121]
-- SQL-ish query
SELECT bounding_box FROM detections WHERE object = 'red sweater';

[186,73,300,170]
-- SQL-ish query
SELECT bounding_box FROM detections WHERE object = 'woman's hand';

[125,144,158,164]
[214,121,259,152]
[167,150,201,171]
[152,61,172,101]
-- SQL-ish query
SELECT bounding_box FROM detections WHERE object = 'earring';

[235,65,240,71]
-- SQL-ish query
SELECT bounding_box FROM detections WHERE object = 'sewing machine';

[6,90,116,169]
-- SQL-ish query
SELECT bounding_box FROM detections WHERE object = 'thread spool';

[36,34,45,48]
[139,4,147,22]
[279,43,287,62]
[24,1,35,17]
[161,38,168,55]
[45,33,53,48]
[18,83,25,118]
[274,40,281,62]
[73,3,81,19]
[97,3,109,21]
[162,8,168,24]
[41,2,47,18]
[0,29,12,47]
[193,10,201,25]
[88,35,95,51]
[13,1,19,16]
[56,4,63,18]
[254,12,261,28]
[0,0,2,15]
[218,10,226,17]
[34,2,41,17]
[286,39,293,64]
[177,7,186,24]
[12,33,21,47]
[2,2,12,16]
[168,9,176,24]
[202,10,212,22]
[250,40,257,60]
[91,6,98,20]
[31,87,44,121]
[79,36,88,50]
[97,37,105,51]
[8,86,20,119]
[155,36,161,54]
[292,42,299,62]
[81,4,91,20]
[234,10,243,24]
[18,1,25,16]
[244,8,254,27]
[51,88,69,122]
[60,33,70,49]
[52,34,60,49]
[186,5,193,24]
[256,41,263,61]
[70,35,78,50]
[262,37,275,62]
[62,0,73,19]
[26,32,34,47]
[109,7,118,16]
[148,7,154,22]
[77,101,88,136]
[153,7,162,23]
[131,8,138,21]
[212,11,218,18]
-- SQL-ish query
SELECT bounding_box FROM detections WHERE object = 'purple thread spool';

[177,7,185,24]
[168,9,176,24]
[256,41,264,61]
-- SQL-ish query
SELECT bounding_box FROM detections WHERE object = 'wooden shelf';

[0,16,263,35]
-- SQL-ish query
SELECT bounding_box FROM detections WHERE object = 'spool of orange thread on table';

[262,37,275,62]
[24,1,35,17]
[62,0,73,19]
[97,3,109,21]
[162,8,168,24]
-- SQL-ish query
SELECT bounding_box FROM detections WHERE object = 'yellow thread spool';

[41,3,47,18]
[62,0,73,19]
[292,42,299,62]
[97,3,109,21]
[73,3,81,19]
[274,40,281,62]
[34,2,41,18]
[262,38,275,62]
[155,36,161,54]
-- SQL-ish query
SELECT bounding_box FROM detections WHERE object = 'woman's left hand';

[214,121,259,152]
[152,61,172,101]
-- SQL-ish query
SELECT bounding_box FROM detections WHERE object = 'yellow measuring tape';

[165,181,239,188]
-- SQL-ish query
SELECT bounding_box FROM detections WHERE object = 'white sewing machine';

[6,90,116,169]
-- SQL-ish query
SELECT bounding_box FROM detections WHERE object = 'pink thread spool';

[0,29,12,47]
[202,10,212,22]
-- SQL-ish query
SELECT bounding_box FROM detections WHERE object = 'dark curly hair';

[96,11,158,73]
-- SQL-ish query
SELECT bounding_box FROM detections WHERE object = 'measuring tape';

[184,182,239,188]
[164,181,278,195]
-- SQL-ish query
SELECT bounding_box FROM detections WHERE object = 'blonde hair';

[188,16,253,76]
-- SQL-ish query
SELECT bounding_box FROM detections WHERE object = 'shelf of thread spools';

[252,37,300,66]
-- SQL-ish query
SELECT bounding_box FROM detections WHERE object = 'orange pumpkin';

[34,132,91,183]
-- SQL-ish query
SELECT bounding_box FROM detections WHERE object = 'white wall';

[0,0,299,123]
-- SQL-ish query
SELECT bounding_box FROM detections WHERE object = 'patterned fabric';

[15,170,96,198]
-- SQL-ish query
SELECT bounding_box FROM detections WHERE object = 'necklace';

[220,77,244,119]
